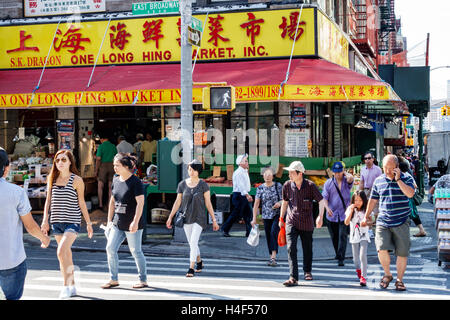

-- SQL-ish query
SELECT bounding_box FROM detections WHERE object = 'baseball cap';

[236,154,248,165]
[283,161,305,173]
[331,161,344,173]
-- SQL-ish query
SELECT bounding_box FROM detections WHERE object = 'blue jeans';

[0,260,27,300]
[106,226,147,282]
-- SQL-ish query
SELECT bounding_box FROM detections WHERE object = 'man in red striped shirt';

[279,161,328,287]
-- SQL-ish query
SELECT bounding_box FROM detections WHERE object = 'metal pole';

[418,113,424,195]
[180,0,193,180]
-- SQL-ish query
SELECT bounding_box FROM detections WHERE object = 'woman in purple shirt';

[322,161,354,266]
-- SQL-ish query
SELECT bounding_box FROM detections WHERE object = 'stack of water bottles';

[435,188,450,257]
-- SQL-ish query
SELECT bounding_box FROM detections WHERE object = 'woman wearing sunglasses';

[41,149,93,299]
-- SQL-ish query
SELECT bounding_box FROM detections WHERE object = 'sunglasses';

[55,157,68,163]
[364,157,372,160]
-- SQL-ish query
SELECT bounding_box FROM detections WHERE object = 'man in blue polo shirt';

[362,154,415,292]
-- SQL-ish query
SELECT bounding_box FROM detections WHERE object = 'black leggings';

[264,215,280,255]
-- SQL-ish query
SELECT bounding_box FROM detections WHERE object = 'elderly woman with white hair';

[251,167,283,266]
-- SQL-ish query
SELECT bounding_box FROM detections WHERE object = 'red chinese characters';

[358,86,365,97]
[309,86,324,96]
[240,13,264,46]
[176,18,181,46]
[329,86,337,97]
[143,19,164,49]
[292,87,305,96]
[110,22,131,50]
[7,30,39,53]
[208,15,229,47]
[377,87,385,96]
[54,25,91,54]
[279,12,306,41]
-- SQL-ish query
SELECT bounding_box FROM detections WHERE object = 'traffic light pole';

[180,0,193,179]
[174,0,192,243]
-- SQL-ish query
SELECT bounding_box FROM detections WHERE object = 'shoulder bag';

[174,187,194,228]
[332,178,351,234]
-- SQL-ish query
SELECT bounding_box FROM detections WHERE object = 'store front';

[0,6,405,217]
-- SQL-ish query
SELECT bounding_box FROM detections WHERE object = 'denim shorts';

[51,223,81,235]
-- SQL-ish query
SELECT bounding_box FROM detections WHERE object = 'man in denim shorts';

[362,155,415,291]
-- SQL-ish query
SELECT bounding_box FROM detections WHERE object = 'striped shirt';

[50,174,81,224]
[370,173,415,228]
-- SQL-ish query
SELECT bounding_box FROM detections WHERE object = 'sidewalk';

[25,200,438,263]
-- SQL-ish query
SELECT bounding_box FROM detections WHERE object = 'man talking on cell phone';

[361,155,415,292]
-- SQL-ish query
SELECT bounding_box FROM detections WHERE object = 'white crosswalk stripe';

[21,255,450,300]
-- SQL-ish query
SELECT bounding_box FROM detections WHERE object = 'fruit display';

[308,175,328,187]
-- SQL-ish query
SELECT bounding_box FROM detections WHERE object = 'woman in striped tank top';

[41,150,93,299]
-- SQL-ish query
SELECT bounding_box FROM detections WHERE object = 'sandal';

[304,273,313,281]
[186,268,195,277]
[379,275,393,289]
[413,232,426,237]
[283,278,298,287]
[195,260,203,273]
[132,282,149,289]
[101,281,119,289]
[395,280,406,291]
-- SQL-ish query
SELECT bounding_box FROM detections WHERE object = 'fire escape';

[378,0,396,53]
[352,0,377,58]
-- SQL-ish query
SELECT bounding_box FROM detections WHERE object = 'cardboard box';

[226,164,234,181]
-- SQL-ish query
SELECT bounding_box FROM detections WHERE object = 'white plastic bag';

[247,224,260,247]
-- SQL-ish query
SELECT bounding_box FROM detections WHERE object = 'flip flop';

[304,273,313,281]
[132,282,149,289]
[101,282,119,289]
[283,278,298,287]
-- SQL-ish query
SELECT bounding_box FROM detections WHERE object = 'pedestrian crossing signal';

[202,86,235,111]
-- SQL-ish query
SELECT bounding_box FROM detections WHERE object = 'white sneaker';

[59,286,72,299]
[69,286,77,297]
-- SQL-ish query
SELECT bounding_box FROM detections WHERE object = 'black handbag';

[413,192,423,206]
[174,210,186,228]
[174,188,194,228]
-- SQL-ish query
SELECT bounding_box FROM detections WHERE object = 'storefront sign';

[290,103,307,128]
[316,9,349,69]
[23,0,106,17]
[1,8,317,69]
[0,84,390,108]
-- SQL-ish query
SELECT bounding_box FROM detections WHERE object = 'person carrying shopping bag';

[251,167,283,267]
[41,149,93,299]
[101,153,148,290]
[166,159,220,277]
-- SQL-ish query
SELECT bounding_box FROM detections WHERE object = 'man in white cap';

[221,154,253,237]
[279,161,328,287]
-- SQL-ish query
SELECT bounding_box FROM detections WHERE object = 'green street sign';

[191,16,203,32]
[132,1,179,16]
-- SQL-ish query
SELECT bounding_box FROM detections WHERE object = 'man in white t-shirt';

[0,148,50,300]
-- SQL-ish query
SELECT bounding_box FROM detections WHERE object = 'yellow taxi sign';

[202,86,235,111]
